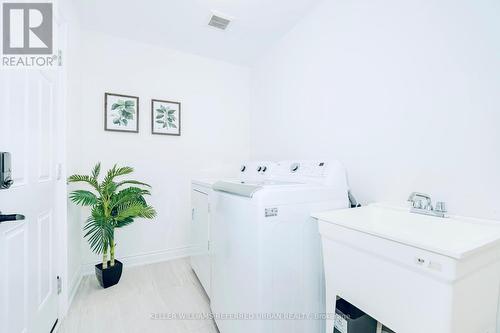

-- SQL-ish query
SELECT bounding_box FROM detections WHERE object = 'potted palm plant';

[68,163,156,288]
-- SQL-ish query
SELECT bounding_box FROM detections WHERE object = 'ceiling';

[73,0,322,66]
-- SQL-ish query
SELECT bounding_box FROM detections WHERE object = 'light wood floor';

[58,259,218,333]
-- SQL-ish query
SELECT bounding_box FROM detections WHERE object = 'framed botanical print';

[104,93,139,133]
[151,99,181,136]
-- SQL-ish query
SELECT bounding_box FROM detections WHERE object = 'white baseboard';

[81,245,196,275]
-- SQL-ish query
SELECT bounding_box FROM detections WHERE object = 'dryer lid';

[213,181,261,198]
[213,180,300,198]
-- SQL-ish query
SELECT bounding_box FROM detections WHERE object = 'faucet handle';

[435,201,447,213]
[412,200,422,209]
[407,191,419,202]
[408,191,431,202]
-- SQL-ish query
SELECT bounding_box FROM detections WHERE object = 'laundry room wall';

[68,30,250,271]
[250,0,500,219]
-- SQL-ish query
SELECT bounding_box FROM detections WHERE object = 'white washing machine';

[191,161,277,298]
[210,160,349,333]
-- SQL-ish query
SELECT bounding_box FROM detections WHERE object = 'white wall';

[68,31,250,269]
[251,0,500,219]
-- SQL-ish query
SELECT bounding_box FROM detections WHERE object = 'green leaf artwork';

[111,99,136,126]
[155,105,177,129]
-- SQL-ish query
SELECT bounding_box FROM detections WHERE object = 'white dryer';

[210,160,349,333]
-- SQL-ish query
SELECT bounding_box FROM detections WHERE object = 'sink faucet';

[407,192,432,210]
[407,192,447,218]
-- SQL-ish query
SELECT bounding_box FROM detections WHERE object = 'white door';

[0,70,60,333]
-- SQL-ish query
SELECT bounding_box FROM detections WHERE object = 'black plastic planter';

[95,260,123,288]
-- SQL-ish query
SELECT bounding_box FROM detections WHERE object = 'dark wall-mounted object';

[0,152,13,189]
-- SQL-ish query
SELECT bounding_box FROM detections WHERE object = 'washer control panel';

[239,161,276,180]
[237,160,346,187]
[278,161,328,177]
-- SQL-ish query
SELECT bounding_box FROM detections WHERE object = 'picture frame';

[104,93,140,133]
[151,99,181,136]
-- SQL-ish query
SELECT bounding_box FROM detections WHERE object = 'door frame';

[52,0,86,320]
[52,3,71,320]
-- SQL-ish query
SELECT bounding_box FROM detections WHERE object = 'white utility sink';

[314,204,500,333]
[313,203,500,259]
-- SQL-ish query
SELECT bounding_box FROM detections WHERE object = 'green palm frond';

[84,216,114,254]
[116,180,151,188]
[69,190,99,206]
[91,162,101,179]
[83,205,113,253]
[101,181,118,198]
[67,174,99,191]
[115,201,156,221]
[115,217,134,228]
[103,165,134,184]
[101,165,134,196]
[110,187,150,210]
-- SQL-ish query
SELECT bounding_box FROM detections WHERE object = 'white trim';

[67,266,82,310]
[54,17,70,320]
[81,246,196,275]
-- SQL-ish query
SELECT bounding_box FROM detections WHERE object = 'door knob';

[0,211,25,223]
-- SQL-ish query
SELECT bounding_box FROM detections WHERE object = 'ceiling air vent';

[208,13,231,30]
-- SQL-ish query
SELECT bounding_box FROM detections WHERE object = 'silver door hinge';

[56,163,63,181]
[208,204,211,213]
[57,276,62,294]
[208,240,210,251]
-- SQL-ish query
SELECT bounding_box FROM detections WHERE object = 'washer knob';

[240,165,246,172]
[290,163,300,173]
[257,166,262,172]
[262,166,267,172]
